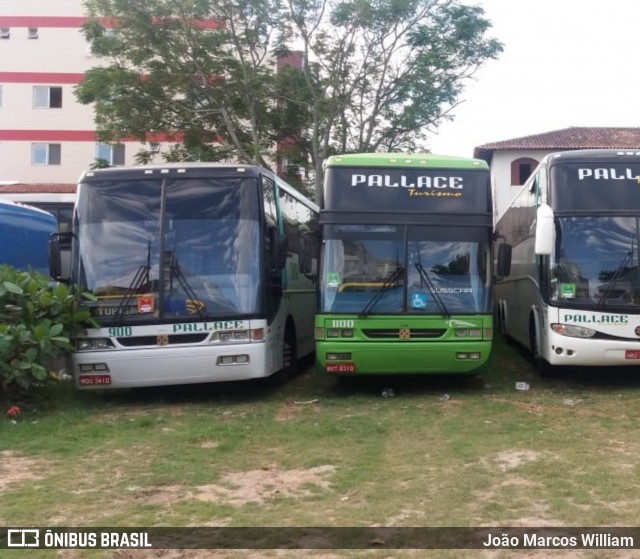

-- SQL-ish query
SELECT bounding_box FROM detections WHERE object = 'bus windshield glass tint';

[550,216,640,309]
[321,225,491,314]
[75,177,262,321]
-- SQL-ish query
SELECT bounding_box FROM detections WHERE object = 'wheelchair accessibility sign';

[410,292,428,310]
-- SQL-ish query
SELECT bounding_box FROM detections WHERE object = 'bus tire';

[529,317,554,377]
[497,301,507,336]
[282,325,298,378]
[267,322,298,386]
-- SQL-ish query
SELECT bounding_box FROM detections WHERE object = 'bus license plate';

[326,363,356,374]
[625,350,640,360]
[78,374,112,386]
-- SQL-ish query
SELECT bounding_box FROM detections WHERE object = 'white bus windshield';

[76,177,262,322]
[550,216,640,310]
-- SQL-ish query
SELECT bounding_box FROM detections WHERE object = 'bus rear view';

[316,153,493,376]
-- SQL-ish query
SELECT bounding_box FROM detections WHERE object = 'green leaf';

[3,281,23,294]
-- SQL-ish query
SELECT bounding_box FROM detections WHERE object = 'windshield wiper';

[358,266,405,318]
[596,250,633,309]
[165,249,207,319]
[414,263,450,317]
[111,243,152,326]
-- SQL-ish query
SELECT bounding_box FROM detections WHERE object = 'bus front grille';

[116,334,209,347]
[361,329,446,339]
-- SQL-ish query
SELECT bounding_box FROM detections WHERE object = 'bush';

[0,265,95,404]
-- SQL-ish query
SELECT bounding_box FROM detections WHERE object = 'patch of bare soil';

[273,398,320,422]
[0,450,48,491]
[192,464,336,506]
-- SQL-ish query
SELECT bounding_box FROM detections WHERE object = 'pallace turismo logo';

[351,174,464,190]
[578,168,640,182]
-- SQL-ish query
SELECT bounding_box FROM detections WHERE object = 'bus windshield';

[549,216,640,310]
[76,176,262,322]
[320,224,491,315]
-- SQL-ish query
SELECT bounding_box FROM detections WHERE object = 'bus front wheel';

[529,321,554,377]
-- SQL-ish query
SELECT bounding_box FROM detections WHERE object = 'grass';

[3,335,640,558]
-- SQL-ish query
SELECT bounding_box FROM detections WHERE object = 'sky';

[427,0,640,158]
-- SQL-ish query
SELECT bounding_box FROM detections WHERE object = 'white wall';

[490,149,550,223]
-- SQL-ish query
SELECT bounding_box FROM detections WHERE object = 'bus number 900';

[108,326,132,337]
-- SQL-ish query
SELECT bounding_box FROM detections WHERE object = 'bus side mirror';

[268,225,288,271]
[496,243,512,277]
[535,203,555,255]
[48,231,72,282]
[276,235,288,270]
[299,231,318,277]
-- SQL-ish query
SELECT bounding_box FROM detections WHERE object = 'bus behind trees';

[316,153,493,376]
[0,199,57,276]
[495,149,640,374]
[49,163,319,389]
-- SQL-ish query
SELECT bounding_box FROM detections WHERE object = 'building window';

[96,143,125,166]
[28,27,39,39]
[33,86,63,108]
[0,28,9,39]
[32,143,61,165]
[510,157,539,186]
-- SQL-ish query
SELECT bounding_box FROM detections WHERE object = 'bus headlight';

[211,329,262,343]
[76,338,114,351]
[551,324,596,338]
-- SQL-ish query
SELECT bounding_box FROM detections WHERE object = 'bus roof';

[0,198,57,220]
[80,162,265,182]
[324,153,489,170]
[547,149,640,164]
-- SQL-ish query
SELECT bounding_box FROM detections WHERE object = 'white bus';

[49,163,319,389]
[494,149,640,375]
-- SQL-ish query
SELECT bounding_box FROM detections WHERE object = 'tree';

[78,0,285,168]
[284,0,503,204]
[76,0,502,203]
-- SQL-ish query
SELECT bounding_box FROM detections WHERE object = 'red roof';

[474,127,640,160]
[0,183,76,193]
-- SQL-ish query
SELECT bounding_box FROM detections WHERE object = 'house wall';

[490,149,550,223]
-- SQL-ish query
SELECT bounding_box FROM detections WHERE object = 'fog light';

[219,356,234,365]
[79,364,94,372]
[469,352,481,360]
[456,352,469,360]
[94,363,109,371]
[235,355,249,364]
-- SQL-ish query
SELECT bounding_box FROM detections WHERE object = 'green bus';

[315,153,493,376]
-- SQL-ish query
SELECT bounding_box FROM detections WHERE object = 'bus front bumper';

[71,343,271,389]
[316,340,491,375]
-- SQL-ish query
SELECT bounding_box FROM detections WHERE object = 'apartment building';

[0,0,163,183]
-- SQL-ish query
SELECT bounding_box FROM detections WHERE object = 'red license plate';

[326,363,356,374]
[78,374,112,386]
[625,350,640,360]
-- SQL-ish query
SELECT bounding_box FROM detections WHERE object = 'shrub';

[0,265,96,404]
